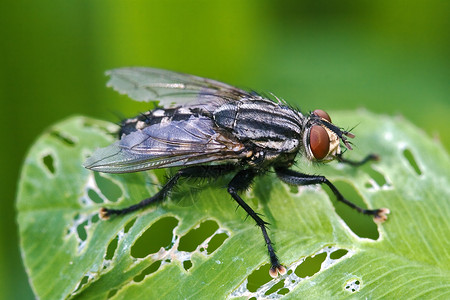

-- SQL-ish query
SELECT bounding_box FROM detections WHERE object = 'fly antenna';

[342,136,353,150]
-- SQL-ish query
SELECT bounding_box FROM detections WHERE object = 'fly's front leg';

[227,169,286,278]
[336,153,379,167]
[275,167,389,223]
[100,164,237,219]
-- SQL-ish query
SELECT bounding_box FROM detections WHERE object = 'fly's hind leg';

[227,169,286,278]
[275,167,389,223]
[100,164,237,219]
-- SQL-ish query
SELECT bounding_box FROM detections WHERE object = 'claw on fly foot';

[373,208,390,224]
[99,207,111,220]
[269,264,287,278]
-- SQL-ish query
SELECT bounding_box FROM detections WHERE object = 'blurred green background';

[1,0,448,298]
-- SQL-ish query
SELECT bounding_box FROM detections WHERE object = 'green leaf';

[17,111,449,299]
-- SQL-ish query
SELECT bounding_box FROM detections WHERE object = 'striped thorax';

[214,98,303,155]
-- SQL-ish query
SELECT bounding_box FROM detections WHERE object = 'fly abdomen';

[119,107,200,137]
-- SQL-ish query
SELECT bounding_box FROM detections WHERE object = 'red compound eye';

[309,125,330,160]
[313,109,331,123]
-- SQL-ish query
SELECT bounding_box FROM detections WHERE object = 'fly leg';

[227,169,286,278]
[275,167,389,223]
[336,153,379,167]
[100,164,237,219]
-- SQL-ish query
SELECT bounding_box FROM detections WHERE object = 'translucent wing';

[106,67,256,107]
[83,115,247,173]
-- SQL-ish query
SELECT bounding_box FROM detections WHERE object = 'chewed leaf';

[17,111,450,299]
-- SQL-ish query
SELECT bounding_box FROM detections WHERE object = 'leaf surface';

[17,111,450,299]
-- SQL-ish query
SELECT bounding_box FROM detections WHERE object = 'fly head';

[302,109,355,162]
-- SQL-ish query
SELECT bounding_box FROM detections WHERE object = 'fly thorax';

[213,100,302,154]
[213,103,238,130]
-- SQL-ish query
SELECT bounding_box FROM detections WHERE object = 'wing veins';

[107,67,256,106]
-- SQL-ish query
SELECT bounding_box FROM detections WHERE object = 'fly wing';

[106,67,257,107]
[83,115,247,173]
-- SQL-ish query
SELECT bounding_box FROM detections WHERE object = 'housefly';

[84,67,389,277]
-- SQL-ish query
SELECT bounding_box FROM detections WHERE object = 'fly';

[84,67,389,278]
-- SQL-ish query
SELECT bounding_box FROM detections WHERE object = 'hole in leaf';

[124,217,137,233]
[403,148,422,175]
[73,275,89,294]
[133,261,162,282]
[355,159,390,189]
[278,288,289,295]
[94,172,122,202]
[294,252,326,278]
[50,130,76,146]
[231,246,352,299]
[324,180,379,240]
[364,166,388,187]
[77,220,88,241]
[330,249,348,260]
[344,279,361,293]
[183,260,192,271]
[88,189,103,204]
[265,280,285,295]
[131,217,178,258]
[207,232,229,255]
[107,289,118,298]
[178,220,219,252]
[247,264,272,292]
[91,213,99,224]
[42,154,55,174]
[105,236,118,260]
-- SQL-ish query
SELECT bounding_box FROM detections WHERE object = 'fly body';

[84,67,389,277]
